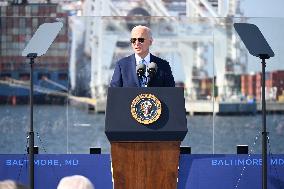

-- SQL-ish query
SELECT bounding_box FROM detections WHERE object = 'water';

[0,105,284,154]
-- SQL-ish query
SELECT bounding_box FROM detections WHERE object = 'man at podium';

[106,27,187,189]
[110,25,175,87]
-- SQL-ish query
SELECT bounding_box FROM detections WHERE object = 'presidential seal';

[131,93,162,125]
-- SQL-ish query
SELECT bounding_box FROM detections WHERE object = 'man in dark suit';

[110,25,175,87]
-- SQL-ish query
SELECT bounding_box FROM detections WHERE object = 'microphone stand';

[142,75,148,87]
[137,69,146,87]
[147,69,156,88]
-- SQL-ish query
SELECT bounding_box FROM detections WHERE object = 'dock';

[94,99,284,115]
[185,100,257,115]
[257,101,284,113]
[186,100,284,115]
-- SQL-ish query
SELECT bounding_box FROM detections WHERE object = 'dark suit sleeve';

[164,62,175,87]
[110,61,122,87]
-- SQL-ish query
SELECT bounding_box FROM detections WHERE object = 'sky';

[242,0,284,17]
[171,0,284,81]
[241,0,284,73]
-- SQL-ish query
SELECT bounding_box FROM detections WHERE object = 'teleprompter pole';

[28,53,37,189]
[260,55,268,189]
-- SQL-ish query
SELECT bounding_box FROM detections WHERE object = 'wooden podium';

[111,141,180,189]
[105,88,187,189]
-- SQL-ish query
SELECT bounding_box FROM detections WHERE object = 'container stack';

[0,3,69,73]
[242,70,284,101]
[241,73,256,99]
[0,3,69,104]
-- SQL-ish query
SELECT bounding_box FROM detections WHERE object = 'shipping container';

[0,3,69,104]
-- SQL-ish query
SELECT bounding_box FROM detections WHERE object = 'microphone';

[147,62,157,79]
[136,63,146,78]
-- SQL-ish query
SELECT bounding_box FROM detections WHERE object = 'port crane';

[69,0,247,103]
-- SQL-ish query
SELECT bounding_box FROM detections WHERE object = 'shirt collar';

[135,53,150,65]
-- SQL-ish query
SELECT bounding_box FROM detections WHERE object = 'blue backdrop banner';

[1,154,284,189]
[0,154,113,189]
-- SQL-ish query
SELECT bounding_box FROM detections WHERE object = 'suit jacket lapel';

[131,54,140,87]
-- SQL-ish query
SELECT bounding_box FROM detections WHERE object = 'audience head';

[57,175,94,189]
[0,180,29,189]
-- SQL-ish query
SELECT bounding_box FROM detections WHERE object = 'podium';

[105,87,188,189]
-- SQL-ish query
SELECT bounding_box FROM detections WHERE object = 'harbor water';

[0,105,284,154]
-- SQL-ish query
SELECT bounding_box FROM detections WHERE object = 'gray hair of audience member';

[57,175,94,189]
[0,180,29,189]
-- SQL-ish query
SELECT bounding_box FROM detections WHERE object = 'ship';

[0,2,69,104]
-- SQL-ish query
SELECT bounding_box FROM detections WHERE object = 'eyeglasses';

[130,38,145,44]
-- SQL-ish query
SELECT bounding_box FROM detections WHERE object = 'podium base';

[111,141,180,189]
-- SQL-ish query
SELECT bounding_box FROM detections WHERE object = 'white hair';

[0,180,28,189]
[131,25,152,39]
[57,175,94,189]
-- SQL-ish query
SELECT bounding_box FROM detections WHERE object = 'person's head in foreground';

[57,175,94,189]
[0,180,29,189]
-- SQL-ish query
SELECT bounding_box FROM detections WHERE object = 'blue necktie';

[139,59,148,87]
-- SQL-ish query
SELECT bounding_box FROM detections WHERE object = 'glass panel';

[1,14,284,155]
[213,17,284,154]
[0,11,69,154]
[66,16,215,154]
